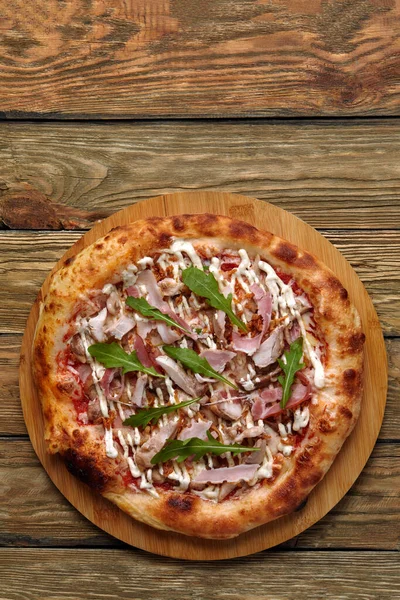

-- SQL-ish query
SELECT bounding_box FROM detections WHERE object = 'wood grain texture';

[1,121,400,229]
[19,192,387,559]
[1,229,399,334]
[1,440,398,550]
[4,335,400,439]
[0,549,399,600]
[0,1,399,117]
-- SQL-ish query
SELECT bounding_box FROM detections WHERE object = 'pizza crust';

[33,214,364,539]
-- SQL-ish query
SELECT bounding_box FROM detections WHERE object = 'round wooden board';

[20,192,387,560]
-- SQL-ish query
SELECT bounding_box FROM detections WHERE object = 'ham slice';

[193,463,258,484]
[131,373,147,407]
[106,291,121,315]
[256,380,312,420]
[87,307,108,342]
[100,368,124,401]
[251,387,283,419]
[75,363,92,384]
[178,420,213,441]
[135,422,178,470]
[155,355,199,397]
[200,349,236,373]
[213,310,226,340]
[210,398,243,421]
[133,335,152,368]
[253,326,284,368]
[126,285,140,298]
[136,269,196,339]
[159,278,183,297]
[107,315,135,340]
[156,322,181,344]
[136,320,157,340]
[232,284,272,355]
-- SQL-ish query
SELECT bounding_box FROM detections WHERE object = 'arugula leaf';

[182,267,248,332]
[123,397,200,428]
[88,342,163,378]
[277,337,304,409]
[163,345,238,390]
[126,296,190,334]
[151,430,256,464]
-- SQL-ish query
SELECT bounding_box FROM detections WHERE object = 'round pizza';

[33,214,365,539]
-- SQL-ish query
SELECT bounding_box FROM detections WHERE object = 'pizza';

[32,213,365,539]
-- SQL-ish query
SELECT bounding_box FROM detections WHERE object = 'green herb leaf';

[151,430,256,464]
[126,296,190,334]
[277,337,304,409]
[163,345,238,390]
[182,267,248,332]
[123,397,200,428]
[88,342,163,378]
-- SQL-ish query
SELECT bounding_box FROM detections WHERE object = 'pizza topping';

[199,349,236,373]
[163,345,237,389]
[106,314,135,340]
[151,431,257,465]
[123,397,199,428]
[253,325,284,368]
[104,427,118,459]
[88,342,162,378]
[278,338,305,409]
[136,422,179,470]
[65,238,327,501]
[87,307,108,342]
[155,355,199,396]
[178,419,213,441]
[193,463,258,484]
[129,373,147,407]
[251,387,283,419]
[182,266,248,332]
[126,296,190,335]
[100,368,125,402]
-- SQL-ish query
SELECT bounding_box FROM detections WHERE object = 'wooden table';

[1,3,399,598]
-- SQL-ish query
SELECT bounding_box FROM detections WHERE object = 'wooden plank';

[0,2,399,117]
[2,335,399,439]
[1,229,399,335]
[0,548,399,600]
[1,440,398,551]
[1,121,400,230]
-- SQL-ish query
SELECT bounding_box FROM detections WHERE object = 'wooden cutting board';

[19,192,387,560]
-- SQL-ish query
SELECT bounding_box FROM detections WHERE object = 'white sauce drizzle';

[293,406,310,432]
[104,427,118,459]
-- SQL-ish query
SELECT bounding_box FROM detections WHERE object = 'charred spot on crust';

[296,253,317,269]
[342,368,360,398]
[294,497,308,512]
[327,276,349,301]
[117,236,128,245]
[229,220,257,239]
[348,332,366,354]
[159,232,171,247]
[338,405,353,420]
[62,449,109,492]
[273,242,298,264]
[318,418,337,434]
[95,242,104,250]
[167,495,193,513]
[172,216,185,231]
[34,344,49,376]
[64,256,75,266]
